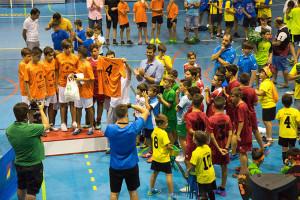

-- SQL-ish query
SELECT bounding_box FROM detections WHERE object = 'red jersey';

[183,104,205,120]
[226,79,240,119]
[196,79,204,93]
[207,113,232,154]
[207,87,223,117]
[186,111,209,149]
[183,63,201,78]
[234,102,252,145]
[89,57,99,95]
[240,86,258,114]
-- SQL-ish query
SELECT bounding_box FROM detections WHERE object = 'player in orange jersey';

[19,48,32,105]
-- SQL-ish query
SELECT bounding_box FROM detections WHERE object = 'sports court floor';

[0,0,295,199]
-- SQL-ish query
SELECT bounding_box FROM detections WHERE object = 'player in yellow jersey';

[188,130,216,200]
[276,94,300,164]
[148,114,178,200]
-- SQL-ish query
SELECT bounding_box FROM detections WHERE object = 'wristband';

[127,103,132,108]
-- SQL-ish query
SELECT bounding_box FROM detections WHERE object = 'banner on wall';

[0,148,17,200]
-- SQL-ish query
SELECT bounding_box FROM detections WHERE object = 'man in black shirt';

[105,0,120,45]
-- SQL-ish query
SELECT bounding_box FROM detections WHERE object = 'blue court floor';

[0,0,297,199]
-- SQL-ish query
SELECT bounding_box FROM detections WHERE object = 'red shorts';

[250,112,258,131]
[212,151,230,165]
[185,144,197,161]
[237,142,252,153]
[93,93,105,104]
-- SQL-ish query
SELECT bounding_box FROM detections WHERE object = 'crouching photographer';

[6,102,50,200]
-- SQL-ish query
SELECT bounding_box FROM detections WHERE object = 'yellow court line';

[87,161,90,165]
[89,169,93,173]
[85,154,88,158]
[93,186,98,190]
[24,4,27,19]
[91,177,95,182]
[42,172,47,200]
[138,147,149,157]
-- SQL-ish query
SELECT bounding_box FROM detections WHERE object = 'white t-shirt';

[91,35,105,54]
[23,17,39,42]
[255,25,272,33]
[134,95,146,117]
[110,77,131,108]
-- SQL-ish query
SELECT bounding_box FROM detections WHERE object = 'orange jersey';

[97,57,126,97]
[133,1,148,23]
[56,53,79,87]
[118,2,130,25]
[150,0,164,17]
[19,60,29,96]
[76,60,95,99]
[41,59,57,96]
[23,62,46,100]
[167,3,178,19]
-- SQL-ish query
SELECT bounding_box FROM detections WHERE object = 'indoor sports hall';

[0,0,297,199]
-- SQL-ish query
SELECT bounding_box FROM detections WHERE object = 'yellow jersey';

[152,127,171,163]
[290,64,300,100]
[190,145,216,184]
[257,0,272,18]
[258,78,276,109]
[210,0,222,14]
[224,1,234,22]
[156,55,173,86]
[276,107,300,139]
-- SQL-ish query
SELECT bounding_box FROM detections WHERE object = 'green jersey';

[255,40,272,65]
[171,82,179,92]
[248,162,262,176]
[162,88,177,121]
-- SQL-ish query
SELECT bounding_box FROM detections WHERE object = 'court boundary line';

[0,77,18,103]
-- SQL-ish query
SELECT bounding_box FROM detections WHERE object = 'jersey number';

[154,136,158,149]
[105,65,113,76]
[218,124,226,141]
[203,154,212,170]
[284,116,291,128]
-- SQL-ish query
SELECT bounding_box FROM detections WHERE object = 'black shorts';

[151,160,172,174]
[152,16,163,24]
[15,162,43,196]
[262,107,276,121]
[290,34,300,43]
[278,137,296,147]
[198,180,217,195]
[120,23,129,29]
[225,21,234,27]
[211,14,222,23]
[167,18,177,28]
[243,17,256,28]
[137,22,147,28]
[109,164,140,193]
[106,14,118,29]
[160,85,164,93]
[144,128,153,138]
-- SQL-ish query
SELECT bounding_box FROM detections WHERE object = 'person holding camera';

[6,102,50,200]
[104,103,148,200]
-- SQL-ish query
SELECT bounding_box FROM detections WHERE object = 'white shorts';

[75,97,93,108]
[103,98,111,110]
[59,86,71,103]
[22,96,30,105]
[53,102,60,110]
[44,94,57,106]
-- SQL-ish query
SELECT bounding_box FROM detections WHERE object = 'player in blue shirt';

[83,28,94,57]
[199,0,210,28]
[73,19,86,54]
[51,21,70,51]
[237,40,258,88]
[233,0,244,38]
[242,0,259,40]
[104,103,149,200]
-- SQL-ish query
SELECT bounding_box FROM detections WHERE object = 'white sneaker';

[45,129,50,133]
[50,124,58,131]
[175,155,185,162]
[180,186,189,193]
[61,123,68,132]
[71,121,77,129]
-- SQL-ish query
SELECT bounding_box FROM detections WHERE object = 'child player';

[210,0,223,39]
[133,0,149,44]
[242,0,258,40]
[157,75,177,145]
[148,114,178,200]
[249,148,265,175]
[233,0,243,38]
[88,43,104,130]
[73,19,86,55]
[83,28,94,57]
[276,94,300,164]
[134,83,147,146]
[118,0,134,45]
[255,65,276,147]
[184,0,200,42]
[19,48,32,105]
[51,21,70,51]
[175,78,192,163]
[207,96,232,196]
[141,84,161,163]
[169,70,180,92]
[183,52,199,72]
[185,68,204,93]
[188,130,216,200]
[204,73,225,117]
[224,0,236,34]
[72,46,95,135]
[255,14,272,33]
[41,46,59,132]
[230,88,252,174]
[91,24,105,56]
[149,0,164,44]
[166,0,178,44]
[56,39,79,132]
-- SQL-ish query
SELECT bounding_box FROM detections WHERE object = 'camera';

[29,100,42,124]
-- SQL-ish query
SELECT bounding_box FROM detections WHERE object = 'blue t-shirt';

[185,0,200,16]
[213,45,236,73]
[237,53,258,77]
[221,79,228,88]
[74,29,86,51]
[177,94,192,124]
[199,0,209,12]
[234,0,244,21]
[242,0,256,18]
[83,38,94,57]
[52,30,69,51]
[145,97,160,129]
[105,117,145,170]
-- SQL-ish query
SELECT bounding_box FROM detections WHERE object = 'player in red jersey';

[182,86,204,123]
[230,88,253,174]
[207,96,232,196]
[204,73,225,117]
